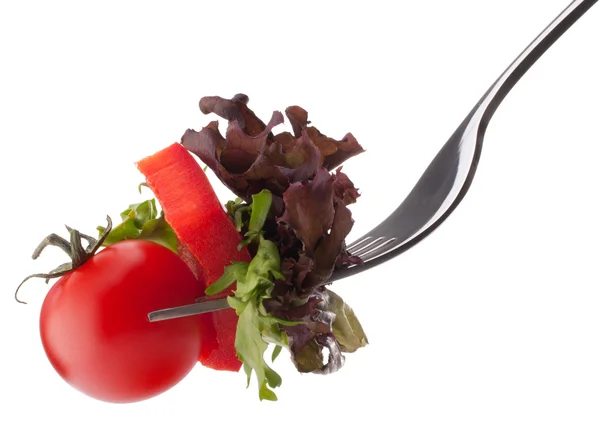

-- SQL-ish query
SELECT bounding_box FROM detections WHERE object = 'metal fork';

[148,0,597,323]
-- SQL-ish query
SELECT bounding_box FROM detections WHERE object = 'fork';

[148,0,597,323]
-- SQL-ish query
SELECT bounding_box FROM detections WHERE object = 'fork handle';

[332,0,597,283]
[477,0,597,130]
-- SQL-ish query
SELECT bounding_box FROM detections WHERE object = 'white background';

[1,0,599,423]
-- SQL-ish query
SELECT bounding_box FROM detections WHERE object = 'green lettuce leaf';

[234,295,281,401]
[187,95,369,397]
[97,199,178,253]
[206,190,297,401]
[238,189,272,249]
[326,289,368,353]
[209,238,292,401]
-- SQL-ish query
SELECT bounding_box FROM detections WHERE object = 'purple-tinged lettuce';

[183,94,367,385]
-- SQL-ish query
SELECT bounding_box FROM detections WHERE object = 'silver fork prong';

[357,237,398,262]
[330,0,597,284]
[348,237,384,256]
[149,0,598,319]
[148,297,229,322]
[346,236,372,251]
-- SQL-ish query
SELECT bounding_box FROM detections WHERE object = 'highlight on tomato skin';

[39,240,206,404]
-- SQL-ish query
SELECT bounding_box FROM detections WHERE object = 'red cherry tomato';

[39,240,204,403]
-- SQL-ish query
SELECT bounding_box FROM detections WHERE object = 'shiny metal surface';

[332,0,596,282]
[148,297,229,322]
[149,0,597,321]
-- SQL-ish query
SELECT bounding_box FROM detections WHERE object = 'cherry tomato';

[39,240,205,403]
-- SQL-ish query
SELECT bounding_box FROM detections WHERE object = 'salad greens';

[101,94,369,400]
[97,198,178,254]
[183,94,368,398]
[206,190,299,401]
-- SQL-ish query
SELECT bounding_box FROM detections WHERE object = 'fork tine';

[333,0,598,284]
[346,236,372,251]
[147,297,229,322]
[357,238,399,262]
[349,237,385,256]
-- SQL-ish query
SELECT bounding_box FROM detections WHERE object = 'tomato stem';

[15,216,113,304]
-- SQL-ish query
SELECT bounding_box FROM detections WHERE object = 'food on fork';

[137,142,251,372]
[18,94,368,402]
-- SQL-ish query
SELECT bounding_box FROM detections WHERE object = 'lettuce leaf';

[181,94,364,202]
[185,94,368,391]
[206,190,297,401]
[97,198,178,253]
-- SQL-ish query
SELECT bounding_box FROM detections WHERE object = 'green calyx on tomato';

[17,205,205,403]
[15,215,113,304]
[16,192,178,305]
